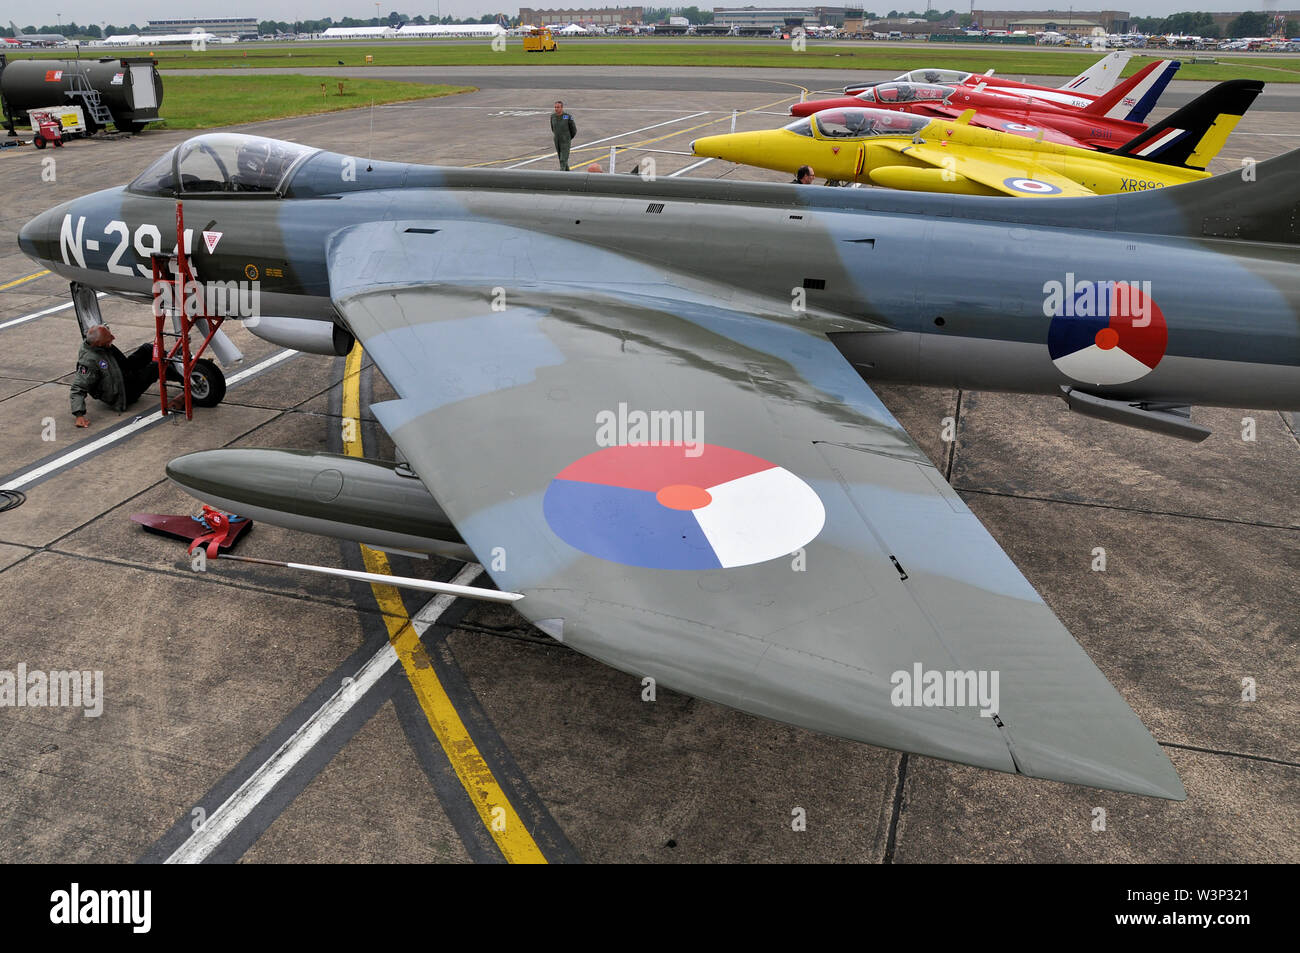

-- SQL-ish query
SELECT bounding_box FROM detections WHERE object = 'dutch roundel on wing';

[543,443,825,570]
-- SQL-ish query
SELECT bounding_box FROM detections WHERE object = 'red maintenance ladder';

[150,201,225,420]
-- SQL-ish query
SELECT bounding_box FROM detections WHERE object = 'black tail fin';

[1110,79,1263,171]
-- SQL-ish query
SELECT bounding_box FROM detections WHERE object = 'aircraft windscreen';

[129,134,318,196]
[127,148,177,196]
[782,117,816,137]
[898,69,970,84]
[874,83,951,103]
[812,110,928,139]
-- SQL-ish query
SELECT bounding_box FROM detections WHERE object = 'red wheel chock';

[131,505,252,555]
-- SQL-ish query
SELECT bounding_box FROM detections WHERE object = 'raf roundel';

[1048,280,1168,385]
[542,443,826,570]
[1003,177,1063,195]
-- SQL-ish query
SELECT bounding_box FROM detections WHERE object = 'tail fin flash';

[1059,51,1135,95]
[1081,59,1180,123]
[1112,80,1263,170]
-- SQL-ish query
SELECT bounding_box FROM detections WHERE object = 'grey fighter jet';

[19,133,1300,800]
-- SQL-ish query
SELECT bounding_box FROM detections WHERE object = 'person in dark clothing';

[551,101,577,171]
[792,165,815,185]
[70,325,159,427]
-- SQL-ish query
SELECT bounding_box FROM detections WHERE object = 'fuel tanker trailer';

[0,55,163,134]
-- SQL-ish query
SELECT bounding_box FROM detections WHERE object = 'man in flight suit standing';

[70,325,160,428]
[551,100,577,171]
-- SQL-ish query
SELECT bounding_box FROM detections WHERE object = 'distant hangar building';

[971,10,1131,33]
[712,7,855,30]
[518,7,645,26]
[144,17,259,38]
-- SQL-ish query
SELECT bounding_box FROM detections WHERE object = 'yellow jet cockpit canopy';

[128,134,320,196]
[895,68,971,84]
[787,108,930,140]
[867,82,954,104]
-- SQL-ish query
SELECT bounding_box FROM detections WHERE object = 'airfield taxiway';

[0,67,1296,863]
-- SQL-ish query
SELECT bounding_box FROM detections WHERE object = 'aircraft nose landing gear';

[149,200,238,419]
[164,357,226,408]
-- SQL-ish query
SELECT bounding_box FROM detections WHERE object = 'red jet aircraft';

[842,54,1174,115]
[797,59,1181,151]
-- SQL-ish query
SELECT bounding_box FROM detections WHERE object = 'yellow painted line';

[467,93,802,169]
[0,270,50,291]
[341,344,547,864]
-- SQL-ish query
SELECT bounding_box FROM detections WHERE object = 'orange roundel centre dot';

[1095,327,1120,350]
[656,484,712,511]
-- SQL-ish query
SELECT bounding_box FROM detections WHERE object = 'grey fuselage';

[19,147,1300,411]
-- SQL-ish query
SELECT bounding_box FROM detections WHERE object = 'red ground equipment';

[150,201,228,419]
[30,111,63,149]
[132,506,252,554]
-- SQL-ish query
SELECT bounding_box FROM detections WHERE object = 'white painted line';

[0,348,293,492]
[226,347,296,385]
[670,158,714,177]
[505,111,708,169]
[0,293,107,332]
[165,562,483,864]
[1,412,163,491]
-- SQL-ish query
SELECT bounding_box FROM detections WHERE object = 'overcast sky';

[11,1,1292,30]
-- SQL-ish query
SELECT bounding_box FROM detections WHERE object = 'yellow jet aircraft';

[691,80,1262,197]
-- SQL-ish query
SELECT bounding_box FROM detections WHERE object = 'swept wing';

[325,218,1183,799]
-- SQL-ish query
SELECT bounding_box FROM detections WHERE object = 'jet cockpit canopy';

[128,134,319,197]
[792,108,929,139]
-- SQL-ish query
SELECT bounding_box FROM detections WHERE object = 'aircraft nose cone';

[18,207,56,262]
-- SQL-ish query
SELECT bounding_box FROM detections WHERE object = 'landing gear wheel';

[188,359,226,407]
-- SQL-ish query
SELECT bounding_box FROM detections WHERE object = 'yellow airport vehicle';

[691,80,1261,197]
[523,28,557,52]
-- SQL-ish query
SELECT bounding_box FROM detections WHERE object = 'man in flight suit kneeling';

[70,325,160,428]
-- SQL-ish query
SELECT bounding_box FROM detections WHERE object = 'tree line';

[1132,10,1297,39]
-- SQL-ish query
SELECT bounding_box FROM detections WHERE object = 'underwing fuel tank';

[868,165,1000,196]
[166,448,471,560]
[244,315,356,356]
